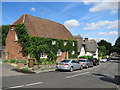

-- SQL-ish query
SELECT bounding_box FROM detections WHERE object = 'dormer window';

[52,40,56,45]
[64,41,67,46]
[73,42,75,46]
[15,32,18,41]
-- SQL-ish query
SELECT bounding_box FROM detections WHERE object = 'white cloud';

[30,7,36,12]
[83,0,119,12]
[89,37,109,42]
[83,20,118,30]
[64,19,80,29]
[97,31,118,36]
[110,10,118,15]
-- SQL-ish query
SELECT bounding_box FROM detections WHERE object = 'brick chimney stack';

[85,38,88,43]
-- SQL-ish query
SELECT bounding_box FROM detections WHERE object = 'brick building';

[6,14,75,62]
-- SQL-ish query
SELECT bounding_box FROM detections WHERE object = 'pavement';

[2,63,26,77]
[2,59,120,89]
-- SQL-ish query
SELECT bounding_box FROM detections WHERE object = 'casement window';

[72,51,75,55]
[73,42,75,46]
[52,40,56,45]
[15,32,18,41]
[57,49,62,56]
[64,41,67,46]
[40,52,47,58]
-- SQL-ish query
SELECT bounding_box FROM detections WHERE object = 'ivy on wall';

[15,23,78,62]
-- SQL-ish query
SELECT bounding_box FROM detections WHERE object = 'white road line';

[25,82,42,86]
[9,85,24,89]
[8,81,43,89]
[66,72,89,79]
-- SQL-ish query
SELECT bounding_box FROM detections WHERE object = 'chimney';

[85,38,88,43]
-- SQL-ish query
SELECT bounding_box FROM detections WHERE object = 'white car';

[101,58,107,62]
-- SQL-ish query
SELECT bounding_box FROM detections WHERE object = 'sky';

[2,1,119,45]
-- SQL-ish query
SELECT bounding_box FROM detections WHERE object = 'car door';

[87,60,90,66]
[75,60,80,69]
[71,60,77,69]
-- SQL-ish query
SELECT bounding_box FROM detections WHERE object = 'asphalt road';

[2,60,119,89]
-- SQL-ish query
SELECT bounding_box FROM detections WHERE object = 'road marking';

[66,72,89,79]
[9,85,24,89]
[8,81,43,89]
[25,82,42,86]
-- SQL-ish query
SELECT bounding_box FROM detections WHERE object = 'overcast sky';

[2,1,119,45]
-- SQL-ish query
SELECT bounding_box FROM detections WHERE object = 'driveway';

[2,63,26,77]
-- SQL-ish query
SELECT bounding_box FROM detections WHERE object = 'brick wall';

[6,26,28,60]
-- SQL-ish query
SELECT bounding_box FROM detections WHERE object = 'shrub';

[20,68,29,72]
[16,60,27,64]
[10,59,16,63]
[79,55,93,59]
[3,60,9,63]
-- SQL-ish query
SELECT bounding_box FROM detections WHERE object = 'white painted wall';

[85,52,93,56]
[93,49,98,59]
[78,46,86,57]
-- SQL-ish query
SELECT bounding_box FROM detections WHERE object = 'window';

[15,32,18,41]
[52,40,56,45]
[73,42,75,46]
[72,51,75,55]
[40,52,47,58]
[57,49,62,56]
[64,41,67,45]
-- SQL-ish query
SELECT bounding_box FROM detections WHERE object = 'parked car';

[78,59,93,69]
[89,58,99,66]
[56,59,83,72]
[101,58,107,62]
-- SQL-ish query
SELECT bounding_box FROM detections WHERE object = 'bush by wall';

[79,55,93,59]
[15,23,78,63]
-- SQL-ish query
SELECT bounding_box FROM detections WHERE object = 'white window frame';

[40,52,47,58]
[72,51,75,55]
[57,49,62,56]
[15,32,18,41]
[52,40,56,45]
[73,42,75,46]
[64,41,67,46]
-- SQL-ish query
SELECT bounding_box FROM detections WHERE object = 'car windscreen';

[61,60,70,63]
[79,60,85,62]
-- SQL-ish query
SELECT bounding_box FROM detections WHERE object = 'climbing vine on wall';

[15,23,78,62]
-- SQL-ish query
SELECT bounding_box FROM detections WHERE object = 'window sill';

[14,40,18,42]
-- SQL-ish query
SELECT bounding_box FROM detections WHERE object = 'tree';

[115,36,120,54]
[98,46,107,57]
[97,40,112,55]
[1,25,10,46]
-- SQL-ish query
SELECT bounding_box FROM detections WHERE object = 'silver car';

[56,59,83,72]
[78,59,93,68]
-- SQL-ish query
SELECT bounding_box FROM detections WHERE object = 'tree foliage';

[97,40,112,55]
[115,36,120,54]
[15,23,78,62]
[1,25,10,46]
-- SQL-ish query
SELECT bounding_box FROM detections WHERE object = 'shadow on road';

[92,73,120,85]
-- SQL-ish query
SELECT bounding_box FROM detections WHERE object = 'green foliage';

[3,60,9,63]
[10,59,16,63]
[98,46,107,57]
[15,23,78,62]
[20,68,29,72]
[16,60,28,64]
[79,55,93,59]
[97,40,112,55]
[1,25,10,46]
[115,36,120,54]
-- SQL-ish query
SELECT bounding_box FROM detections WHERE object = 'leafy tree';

[98,46,107,57]
[115,36,120,54]
[97,40,112,55]
[1,25,10,46]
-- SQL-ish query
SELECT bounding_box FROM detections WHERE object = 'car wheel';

[70,67,74,72]
[80,66,83,70]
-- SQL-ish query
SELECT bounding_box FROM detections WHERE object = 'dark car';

[89,58,99,66]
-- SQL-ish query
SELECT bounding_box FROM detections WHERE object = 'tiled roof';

[12,14,74,40]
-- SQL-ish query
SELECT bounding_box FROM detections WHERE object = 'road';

[2,60,119,89]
